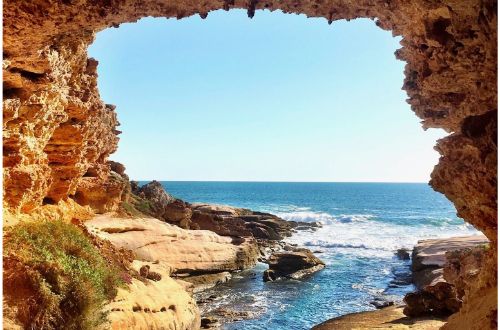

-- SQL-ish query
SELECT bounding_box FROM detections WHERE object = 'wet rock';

[201,316,219,328]
[395,248,410,260]
[190,203,319,240]
[209,308,255,321]
[370,297,394,309]
[263,269,277,282]
[263,248,325,281]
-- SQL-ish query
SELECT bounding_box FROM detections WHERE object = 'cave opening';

[85,9,480,329]
[2,2,496,329]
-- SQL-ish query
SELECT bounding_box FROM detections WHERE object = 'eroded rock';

[103,261,200,330]
[263,248,325,281]
[2,1,497,328]
[403,235,489,318]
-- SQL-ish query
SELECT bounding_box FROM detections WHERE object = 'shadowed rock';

[263,248,325,281]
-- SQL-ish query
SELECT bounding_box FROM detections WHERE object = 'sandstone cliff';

[3,0,497,329]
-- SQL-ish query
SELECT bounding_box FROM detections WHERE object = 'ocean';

[154,181,478,329]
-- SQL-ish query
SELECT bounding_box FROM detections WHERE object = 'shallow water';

[151,182,478,329]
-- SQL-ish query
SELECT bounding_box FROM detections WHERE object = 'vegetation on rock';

[3,220,123,330]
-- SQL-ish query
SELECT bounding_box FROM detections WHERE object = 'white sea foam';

[275,211,335,223]
[279,209,480,259]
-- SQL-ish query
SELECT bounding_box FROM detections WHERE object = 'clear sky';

[89,9,446,182]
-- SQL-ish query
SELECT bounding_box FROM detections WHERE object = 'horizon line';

[132,179,430,184]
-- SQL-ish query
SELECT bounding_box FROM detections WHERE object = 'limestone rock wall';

[3,0,497,329]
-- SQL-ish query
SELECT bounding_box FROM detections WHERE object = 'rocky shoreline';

[83,179,325,329]
[313,235,489,330]
[86,178,490,330]
[3,172,492,330]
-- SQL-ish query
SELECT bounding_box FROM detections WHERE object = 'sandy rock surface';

[103,260,200,330]
[312,305,446,330]
[85,215,260,274]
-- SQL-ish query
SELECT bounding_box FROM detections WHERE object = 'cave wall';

[3,0,497,329]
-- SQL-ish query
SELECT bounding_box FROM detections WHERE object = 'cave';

[2,1,497,329]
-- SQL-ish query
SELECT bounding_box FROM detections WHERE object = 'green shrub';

[4,220,122,330]
[134,198,153,215]
[119,196,154,217]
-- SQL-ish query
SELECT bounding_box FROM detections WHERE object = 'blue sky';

[89,9,446,182]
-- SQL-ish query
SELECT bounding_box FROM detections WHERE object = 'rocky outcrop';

[403,235,489,318]
[3,0,497,328]
[396,248,411,260]
[74,168,130,214]
[86,215,259,275]
[131,181,193,229]
[181,272,232,293]
[263,248,325,282]
[191,203,320,240]
[410,235,488,290]
[124,182,320,238]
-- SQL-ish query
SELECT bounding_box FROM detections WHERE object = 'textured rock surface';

[411,235,488,290]
[85,215,259,274]
[2,0,497,329]
[191,203,320,239]
[312,305,446,330]
[181,271,232,293]
[403,235,490,318]
[103,260,200,330]
[132,181,193,229]
[263,248,325,281]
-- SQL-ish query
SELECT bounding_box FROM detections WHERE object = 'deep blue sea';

[154,182,478,329]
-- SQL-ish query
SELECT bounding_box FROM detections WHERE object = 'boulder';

[263,248,325,281]
[403,281,461,317]
[369,297,395,309]
[190,209,251,237]
[140,264,162,282]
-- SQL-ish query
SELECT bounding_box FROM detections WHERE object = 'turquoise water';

[154,182,478,329]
